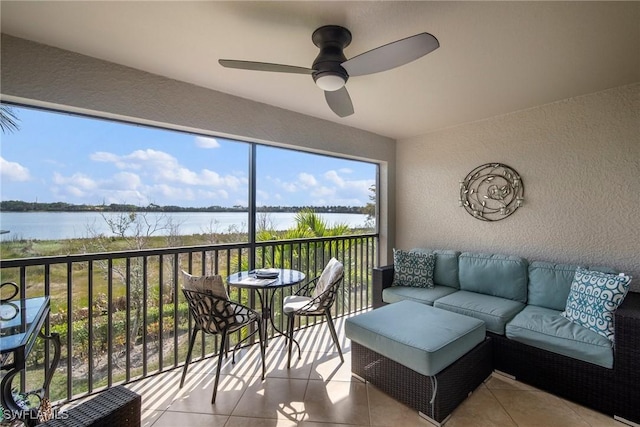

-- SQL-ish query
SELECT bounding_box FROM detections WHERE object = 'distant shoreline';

[0,211,371,241]
[0,200,366,214]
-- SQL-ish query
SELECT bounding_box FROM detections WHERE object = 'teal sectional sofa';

[373,250,639,425]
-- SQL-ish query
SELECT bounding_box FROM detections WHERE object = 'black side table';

[1,288,61,426]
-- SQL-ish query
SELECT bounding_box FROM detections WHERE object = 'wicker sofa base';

[352,338,492,425]
[40,385,141,427]
[488,332,617,416]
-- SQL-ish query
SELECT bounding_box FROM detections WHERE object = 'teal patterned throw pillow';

[393,249,436,288]
[561,267,632,341]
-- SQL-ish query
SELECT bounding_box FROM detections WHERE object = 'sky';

[0,106,376,208]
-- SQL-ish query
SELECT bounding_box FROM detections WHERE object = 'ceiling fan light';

[315,74,346,91]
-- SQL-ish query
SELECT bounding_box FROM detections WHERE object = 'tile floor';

[124,317,627,427]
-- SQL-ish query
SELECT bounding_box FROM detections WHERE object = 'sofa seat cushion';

[434,290,525,335]
[382,285,458,306]
[506,305,613,369]
[345,300,485,377]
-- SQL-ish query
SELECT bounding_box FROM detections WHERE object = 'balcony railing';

[0,234,377,404]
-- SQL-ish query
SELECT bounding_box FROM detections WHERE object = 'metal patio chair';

[283,258,345,368]
[180,271,265,403]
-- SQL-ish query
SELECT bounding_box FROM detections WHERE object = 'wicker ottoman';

[40,385,141,427]
[345,300,492,426]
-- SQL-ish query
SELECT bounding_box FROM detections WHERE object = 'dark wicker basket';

[39,386,141,427]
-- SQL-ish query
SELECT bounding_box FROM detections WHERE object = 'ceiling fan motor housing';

[312,25,352,87]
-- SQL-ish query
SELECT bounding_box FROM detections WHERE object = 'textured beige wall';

[396,84,640,291]
[0,34,397,262]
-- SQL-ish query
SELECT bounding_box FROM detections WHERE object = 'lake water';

[0,211,370,241]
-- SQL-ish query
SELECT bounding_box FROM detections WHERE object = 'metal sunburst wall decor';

[459,163,524,221]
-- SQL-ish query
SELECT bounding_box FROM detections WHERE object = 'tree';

[0,104,20,134]
[362,184,376,228]
[287,209,349,238]
[83,211,173,353]
[285,209,350,270]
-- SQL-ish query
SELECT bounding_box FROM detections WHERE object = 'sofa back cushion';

[410,249,460,289]
[528,262,581,311]
[458,252,528,303]
[528,263,619,311]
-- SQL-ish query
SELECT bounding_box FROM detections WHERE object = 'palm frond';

[0,104,20,134]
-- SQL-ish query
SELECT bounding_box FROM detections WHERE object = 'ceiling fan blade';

[325,87,354,118]
[219,59,313,75]
[342,32,439,77]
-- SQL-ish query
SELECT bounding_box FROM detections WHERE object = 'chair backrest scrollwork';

[181,271,256,335]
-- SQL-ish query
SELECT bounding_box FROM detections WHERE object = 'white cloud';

[157,165,200,185]
[0,157,31,181]
[194,136,221,149]
[281,182,298,192]
[52,172,98,190]
[200,170,244,189]
[50,149,249,206]
[195,189,228,200]
[93,149,243,189]
[308,171,375,206]
[154,184,195,200]
[103,191,147,205]
[127,149,178,172]
[46,145,373,208]
[260,169,374,206]
[112,172,142,190]
[324,170,374,195]
[91,151,142,170]
[267,173,317,195]
[324,170,345,187]
[66,186,86,197]
[51,172,101,199]
[53,171,154,204]
[91,149,176,171]
[90,151,120,163]
[312,186,336,198]
[298,172,318,188]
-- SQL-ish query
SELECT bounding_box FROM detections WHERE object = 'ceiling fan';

[219,25,439,118]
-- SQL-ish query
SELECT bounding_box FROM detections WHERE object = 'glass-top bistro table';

[227,269,305,348]
[0,283,61,426]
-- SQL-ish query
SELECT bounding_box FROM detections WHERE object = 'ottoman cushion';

[345,300,485,377]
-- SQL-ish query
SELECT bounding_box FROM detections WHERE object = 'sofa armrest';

[372,265,394,309]
[614,292,640,424]
[615,291,640,351]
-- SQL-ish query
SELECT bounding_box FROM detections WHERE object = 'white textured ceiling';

[1,1,639,140]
